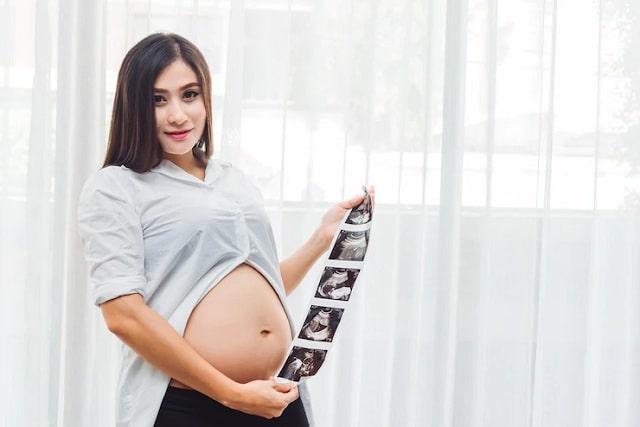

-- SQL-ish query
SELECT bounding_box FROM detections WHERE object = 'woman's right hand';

[227,377,299,418]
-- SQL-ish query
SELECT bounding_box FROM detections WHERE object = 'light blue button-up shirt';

[78,158,310,427]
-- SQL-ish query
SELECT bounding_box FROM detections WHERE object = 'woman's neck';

[164,152,206,180]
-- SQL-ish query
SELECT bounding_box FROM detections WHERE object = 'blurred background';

[2,0,640,426]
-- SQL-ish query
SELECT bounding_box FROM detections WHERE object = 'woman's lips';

[165,129,191,140]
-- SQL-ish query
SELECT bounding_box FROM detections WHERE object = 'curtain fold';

[2,0,640,426]
[25,0,54,425]
[435,0,468,425]
[54,0,111,425]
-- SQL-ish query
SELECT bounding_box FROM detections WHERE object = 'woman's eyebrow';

[153,82,201,93]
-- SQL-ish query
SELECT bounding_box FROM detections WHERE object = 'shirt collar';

[150,157,229,185]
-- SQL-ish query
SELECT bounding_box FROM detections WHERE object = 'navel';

[260,328,271,336]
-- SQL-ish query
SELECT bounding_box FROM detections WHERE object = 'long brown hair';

[104,33,213,172]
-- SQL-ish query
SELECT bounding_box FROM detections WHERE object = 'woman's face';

[153,60,206,158]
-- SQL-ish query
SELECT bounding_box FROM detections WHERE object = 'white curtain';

[2,0,640,426]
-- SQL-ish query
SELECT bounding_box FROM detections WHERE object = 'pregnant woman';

[78,32,372,427]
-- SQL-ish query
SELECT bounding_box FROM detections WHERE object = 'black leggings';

[154,386,310,427]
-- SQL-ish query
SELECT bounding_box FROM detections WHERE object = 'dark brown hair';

[104,33,213,172]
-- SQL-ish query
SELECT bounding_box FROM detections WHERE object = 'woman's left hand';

[279,186,375,295]
[316,185,375,249]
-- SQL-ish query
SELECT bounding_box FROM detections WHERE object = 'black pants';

[154,386,310,427]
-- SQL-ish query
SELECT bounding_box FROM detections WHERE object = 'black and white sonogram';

[346,192,373,225]
[276,186,374,384]
[329,230,369,261]
[298,305,344,342]
[314,267,360,301]
[278,347,328,382]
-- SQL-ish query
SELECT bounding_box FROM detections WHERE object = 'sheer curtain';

[2,0,639,426]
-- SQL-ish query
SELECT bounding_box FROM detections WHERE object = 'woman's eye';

[184,90,199,99]
[154,95,166,104]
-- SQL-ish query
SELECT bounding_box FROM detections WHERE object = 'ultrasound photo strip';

[276,187,373,384]
[314,267,360,301]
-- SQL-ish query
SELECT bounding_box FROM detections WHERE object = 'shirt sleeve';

[77,169,147,305]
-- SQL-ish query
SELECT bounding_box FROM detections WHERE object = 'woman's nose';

[167,102,186,125]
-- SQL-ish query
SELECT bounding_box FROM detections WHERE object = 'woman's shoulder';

[207,157,249,183]
[207,157,233,174]
[208,157,232,168]
[80,165,140,202]
[213,158,260,177]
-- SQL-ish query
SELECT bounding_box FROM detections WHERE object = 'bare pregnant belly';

[170,264,292,387]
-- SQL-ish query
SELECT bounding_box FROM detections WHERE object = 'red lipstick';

[165,129,191,140]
